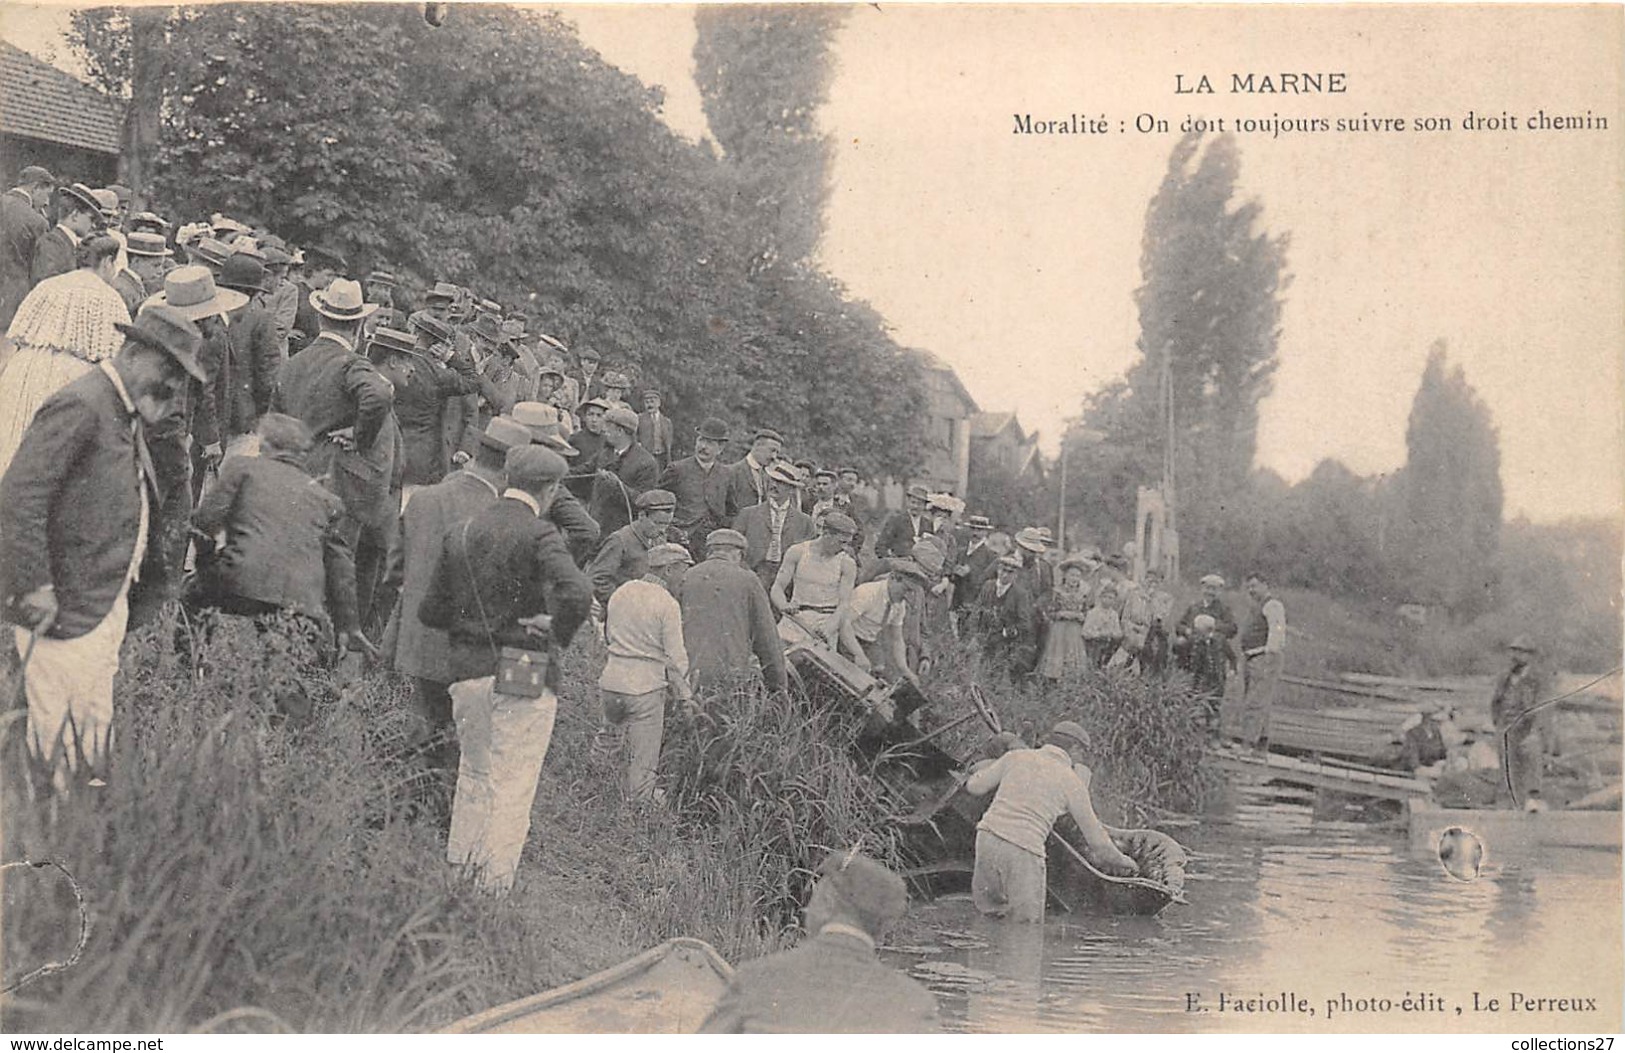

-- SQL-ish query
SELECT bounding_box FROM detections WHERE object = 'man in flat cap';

[31,182,103,287]
[1,305,204,792]
[391,417,529,814]
[635,388,674,471]
[659,416,732,563]
[722,428,783,520]
[964,722,1138,923]
[735,461,815,593]
[1172,573,1237,697]
[598,542,695,802]
[699,848,939,1033]
[678,528,788,697]
[587,488,674,606]
[417,443,592,893]
[121,231,173,315]
[875,483,930,560]
[1,165,54,328]
[588,404,659,542]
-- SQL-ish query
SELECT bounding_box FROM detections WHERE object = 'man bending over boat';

[965,721,1138,922]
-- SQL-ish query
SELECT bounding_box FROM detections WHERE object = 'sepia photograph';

[0,0,1620,1037]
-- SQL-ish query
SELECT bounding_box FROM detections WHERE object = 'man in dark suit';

[635,388,674,470]
[973,553,1042,679]
[272,277,399,633]
[391,416,528,804]
[30,182,103,286]
[658,416,731,561]
[721,427,783,521]
[417,444,592,894]
[875,483,930,559]
[951,514,998,610]
[0,165,53,328]
[733,462,815,592]
[700,849,939,1033]
[588,404,659,544]
[1,306,204,791]
[217,254,285,451]
[289,245,345,354]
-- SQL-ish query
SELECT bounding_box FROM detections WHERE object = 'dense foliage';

[68,3,927,477]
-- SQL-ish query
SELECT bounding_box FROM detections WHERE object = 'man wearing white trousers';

[417,444,592,892]
[599,542,695,802]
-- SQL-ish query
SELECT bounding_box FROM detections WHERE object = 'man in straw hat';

[390,416,530,815]
[700,847,939,1033]
[964,721,1138,923]
[736,461,815,594]
[951,514,997,612]
[1,304,204,792]
[1490,635,1554,811]
[772,508,857,648]
[31,182,103,286]
[507,402,599,562]
[678,528,788,696]
[658,416,732,562]
[417,444,592,893]
[597,542,695,802]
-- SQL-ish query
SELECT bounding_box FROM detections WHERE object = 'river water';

[886,782,1623,1033]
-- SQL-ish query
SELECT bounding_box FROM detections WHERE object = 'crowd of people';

[0,168,1293,907]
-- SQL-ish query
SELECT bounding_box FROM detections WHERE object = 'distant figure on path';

[1237,573,1286,751]
[1490,635,1553,811]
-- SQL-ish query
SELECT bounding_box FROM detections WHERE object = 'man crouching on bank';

[965,720,1138,922]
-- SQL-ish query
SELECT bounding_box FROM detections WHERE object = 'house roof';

[0,41,122,156]
[971,410,1023,441]
[907,348,979,415]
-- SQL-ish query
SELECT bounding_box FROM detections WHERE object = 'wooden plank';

[1204,747,1432,802]
[1407,799,1623,853]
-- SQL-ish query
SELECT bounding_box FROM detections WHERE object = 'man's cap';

[905,483,930,502]
[752,427,784,445]
[365,270,397,288]
[646,542,693,569]
[705,528,748,551]
[258,233,288,253]
[56,182,101,216]
[190,237,234,267]
[1014,527,1047,553]
[1050,720,1091,752]
[426,281,460,304]
[601,370,630,389]
[696,417,730,441]
[18,165,54,186]
[408,310,453,343]
[1058,554,1094,572]
[142,265,247,321]
[603,405,640,433]
[577,397,611,415]
[765,461,802,486]
[642,389,661,401]
[890,558,932,584]
[997,553,1024,568]
[813,467,837,481]
[538,362,565,379]
[309,278,379,321]
[814,849,908,939]
[820,511,857,537]
[838,466,860,477]
[129,210,170,232]
[478,415,532,452]
[217,253,272,294]
[909,539,946,577]
[261,245,293,267]
[577,346,601,362]
[1200,573,1226,587]
[968,515,993,530]
[90,187,120,217]
[1507,635,1539,653]
[635,489,677,512]
[505,444,568,489]
[124,231,172,258]
[368,327,416,356]
[120,304,206,381]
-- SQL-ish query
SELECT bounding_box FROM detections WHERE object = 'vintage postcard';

[0,0,1619,1039]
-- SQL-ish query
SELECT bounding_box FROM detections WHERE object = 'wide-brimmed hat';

[478,416,532,452]
[766,461,803,487]
[124,231,172,258]
[217,253,272,295]
[119,304,206,381]
[1058,554,1092,573]
[143,265,247,321]
[90,187,119,219]
[1014,527,1047,553]
[603,405,640,433]
[56,182,101,216]
[705,528,748,551]
[368,327,416,356]
[510,400,560,430]
[190,238,233,268]
[696,417,730,442]
[820,511,857,537]
[309,278,378,321]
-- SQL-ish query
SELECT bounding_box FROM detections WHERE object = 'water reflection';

[890,783,1622,1033]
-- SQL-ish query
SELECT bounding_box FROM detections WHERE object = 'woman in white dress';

[0,234,130,479]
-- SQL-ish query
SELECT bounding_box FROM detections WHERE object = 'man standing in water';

[699,848,939,1033]
[964,721,1138,923]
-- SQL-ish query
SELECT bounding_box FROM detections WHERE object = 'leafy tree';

[1396,340,1504,617]
[1082,131,1290,571]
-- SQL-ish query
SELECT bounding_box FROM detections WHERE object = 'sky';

[3,3,1620,523]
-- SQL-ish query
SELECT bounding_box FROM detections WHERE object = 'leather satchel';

[459,521,550,698]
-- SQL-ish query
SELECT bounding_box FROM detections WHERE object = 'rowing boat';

[443,938,733,1034]
[1407,798,1622,855]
